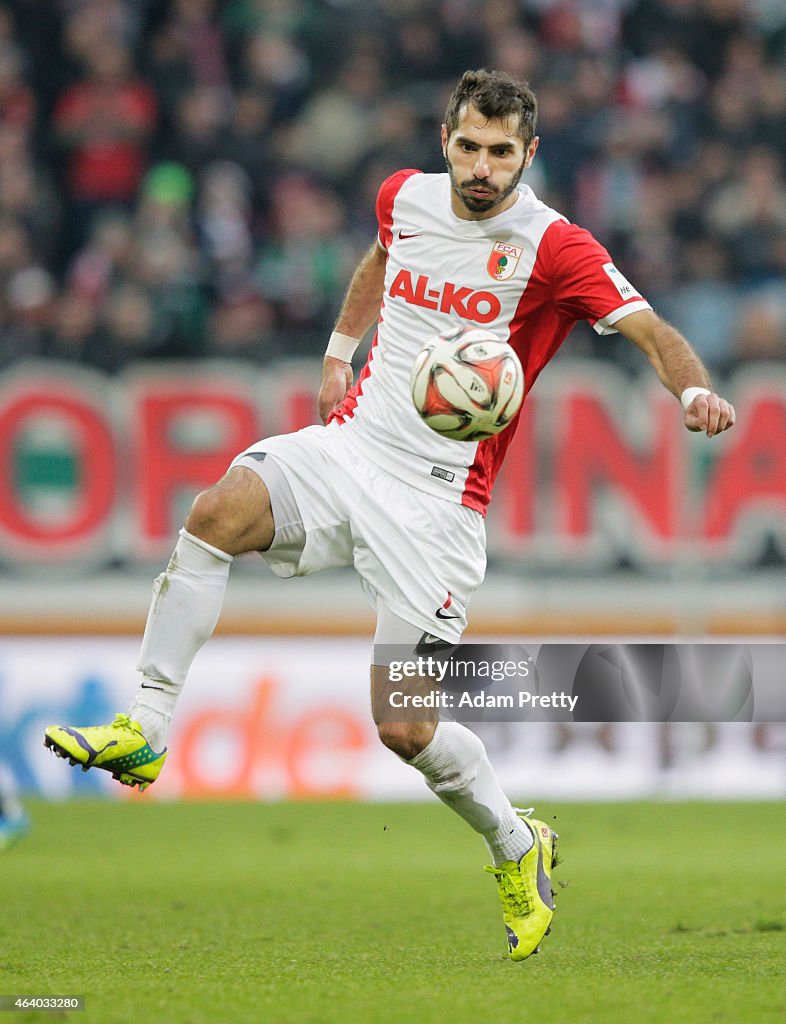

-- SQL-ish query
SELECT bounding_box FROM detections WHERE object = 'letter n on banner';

[554,385,680,557]
[704,392,786,550]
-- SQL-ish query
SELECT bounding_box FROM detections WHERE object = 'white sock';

[408,721,533,865]
[128,528,233,750]
[482,813,534,866]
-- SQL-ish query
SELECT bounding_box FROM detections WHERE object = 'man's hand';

[318,355,353,423]
[684,392,736,437]
[317,239,386,422]
[613,310,736,439]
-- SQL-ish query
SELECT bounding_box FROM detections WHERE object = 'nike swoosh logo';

[414,632,456,656]
[435,608,461,620]
[398,230,422,240]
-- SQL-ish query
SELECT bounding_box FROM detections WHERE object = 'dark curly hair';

[444,69,538,144]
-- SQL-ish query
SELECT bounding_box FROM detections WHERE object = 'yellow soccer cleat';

[44,713,167,792]
[485,812,561,961]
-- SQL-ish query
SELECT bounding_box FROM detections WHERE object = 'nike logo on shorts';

[436,608,461,620]
[398,229,422,240]
[435,591,461,620]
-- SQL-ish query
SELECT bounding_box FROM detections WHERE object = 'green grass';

[1,801,784,1024]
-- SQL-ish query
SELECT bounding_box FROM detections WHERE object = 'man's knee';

[377,720,435,761]
[187,486,225,536]
[185,467,274,555]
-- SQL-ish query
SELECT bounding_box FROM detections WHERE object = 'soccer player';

[0,764,29,852]
[45,69,735,960]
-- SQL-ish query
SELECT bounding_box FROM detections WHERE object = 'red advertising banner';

[0,359,784,569]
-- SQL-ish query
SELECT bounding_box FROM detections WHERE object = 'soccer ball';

[410,325,525,441]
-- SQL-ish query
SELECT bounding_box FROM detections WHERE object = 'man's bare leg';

[371,661,533,865]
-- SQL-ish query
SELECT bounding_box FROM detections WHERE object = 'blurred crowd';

[0,0,785,375]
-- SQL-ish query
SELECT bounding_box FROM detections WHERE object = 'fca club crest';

[487,240,523,281]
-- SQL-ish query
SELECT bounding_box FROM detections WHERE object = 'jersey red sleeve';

[375,169,422,249]
[543,220,651,333]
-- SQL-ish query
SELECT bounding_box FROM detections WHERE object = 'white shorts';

[230,423,486,643]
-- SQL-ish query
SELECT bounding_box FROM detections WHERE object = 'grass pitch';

[1,800,784,1024]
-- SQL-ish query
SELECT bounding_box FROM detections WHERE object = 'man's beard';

[445,155,526,214]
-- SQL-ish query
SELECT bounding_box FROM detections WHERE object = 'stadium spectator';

[102,282,159,359]
[5,263,54,348]
[283,51,386,182]
[130,227,207,361]
[163,84,228,175]
[707,147,786,283]
[0,151,59,261]
[66,209,136,303]
[733,290,786,361]
[45,289,103,367]
[0,216,48,365]
[255,172,358,352]
[528,81,584,209]
[218,89,279,220]
[392,12,456,85]
[755,64,786,160]
[145,12,207,115]
[210,286,277,361]
[165,0,230,91]
[196,159,259,310]
[239,29,310,123]
[660,238,739,371]
[52,35,157,244]
[0,44,34,136]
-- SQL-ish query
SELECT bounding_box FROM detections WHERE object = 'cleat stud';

[81,764,89,772]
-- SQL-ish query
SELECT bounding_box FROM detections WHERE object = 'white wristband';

[680,386,711,411]
[325,331,360,363]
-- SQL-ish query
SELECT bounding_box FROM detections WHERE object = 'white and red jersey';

[329,169,651,515]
